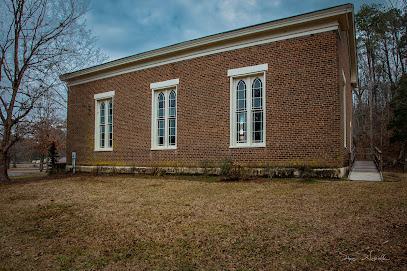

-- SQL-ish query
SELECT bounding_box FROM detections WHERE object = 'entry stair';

[348,147,383,181]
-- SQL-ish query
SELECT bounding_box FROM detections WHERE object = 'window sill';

[229,144,265,149]
[94,148,113,152]
[151,146,177,151]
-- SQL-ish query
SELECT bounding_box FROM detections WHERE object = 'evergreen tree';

[388,75,407,171]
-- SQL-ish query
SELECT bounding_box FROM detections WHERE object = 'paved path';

[348,161,382,181]
[7,168,44,177]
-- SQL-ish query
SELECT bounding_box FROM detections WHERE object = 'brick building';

[61,4,357,177]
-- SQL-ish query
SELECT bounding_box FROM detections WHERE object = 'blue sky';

[86,0,388,62]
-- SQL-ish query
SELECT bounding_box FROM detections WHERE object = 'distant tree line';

[354,2,407,169]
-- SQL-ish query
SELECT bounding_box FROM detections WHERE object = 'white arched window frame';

[228,64,268,148]
[343,69,347,148]
[94,91,115,151]
[150,79,179,150]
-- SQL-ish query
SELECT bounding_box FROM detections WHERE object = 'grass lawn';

[0,173,406,270]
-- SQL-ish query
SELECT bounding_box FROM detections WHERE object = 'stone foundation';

[66,165,349,178]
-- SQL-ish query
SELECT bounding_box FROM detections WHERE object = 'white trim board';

[228,64,268,77]
[94,91,115,100]
[150,79,179,90]
[65,21,340,86]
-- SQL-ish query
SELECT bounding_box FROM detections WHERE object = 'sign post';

[72,152,76,174]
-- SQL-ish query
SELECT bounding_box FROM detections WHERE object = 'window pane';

[254,132,262,142]
[255,121,262,131]
[253,98,261,108]
[238,100,245,110]
[158,120,164,129]
[254,88,261,97]
[169,119,176,129]
[237,89,244,100]
[169,92,176,102]
[254,111,262,122]
[237,112,247,143]
[158,136,164,146]
[253,78,261,89]
[169,136,176,145]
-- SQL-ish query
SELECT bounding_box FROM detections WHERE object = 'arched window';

[157,92,165,146]
[168,90,176,146]
[100,102,105,148]
[237,80,246,110]
[236,80,247,143]
[94,91,115,151]
[228,64,267,147]
[108,101,113,148]
[252,78,262,109]
[252,78,263,143]
[150,78,179,150]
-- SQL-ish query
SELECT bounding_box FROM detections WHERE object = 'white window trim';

[228,64,268,148]
[342,69,346,148]
[94,91,115,151]
[150,78,179,90]
[350,121,352,150]
[151,79,179,150]
[227,64,269,77]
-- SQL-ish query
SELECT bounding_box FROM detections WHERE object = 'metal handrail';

[349,147,356,171]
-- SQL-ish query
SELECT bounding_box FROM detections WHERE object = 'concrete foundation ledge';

[66,165,349,178]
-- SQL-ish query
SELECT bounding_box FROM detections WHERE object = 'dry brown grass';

[0,173,406,270]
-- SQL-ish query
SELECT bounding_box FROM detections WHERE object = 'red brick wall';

[67,30,348,168]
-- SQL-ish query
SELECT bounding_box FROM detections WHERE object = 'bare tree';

[0,0,107,181]
[354,3,406,167]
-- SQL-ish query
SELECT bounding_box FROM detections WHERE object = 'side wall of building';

[67,30,344,168]
[338,30,353,167]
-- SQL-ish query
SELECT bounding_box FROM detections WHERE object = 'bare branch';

[0,0,107,180]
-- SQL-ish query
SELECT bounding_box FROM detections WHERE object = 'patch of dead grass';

[0,174,406,270]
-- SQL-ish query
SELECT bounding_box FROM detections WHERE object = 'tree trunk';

[7,155,11,169]
[0,150,10,182]
[39,154,44,172]
[12,153,17,168]
[370,84,374,154]
[403,140,407,174]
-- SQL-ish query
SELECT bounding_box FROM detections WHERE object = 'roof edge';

[60,4,356,85]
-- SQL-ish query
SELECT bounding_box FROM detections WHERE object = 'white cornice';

[61,4,356,86]
[64,22,339,86]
